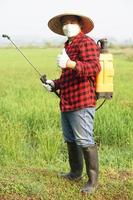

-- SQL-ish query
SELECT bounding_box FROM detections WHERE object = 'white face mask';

[63,24,81,37]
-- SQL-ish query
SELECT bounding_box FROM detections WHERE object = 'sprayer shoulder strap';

[88,76,95,87]
[88,76,98,100]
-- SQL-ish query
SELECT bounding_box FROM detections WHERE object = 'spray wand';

[2,34,60,97]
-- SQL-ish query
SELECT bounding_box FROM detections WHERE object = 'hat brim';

[48,13,94,36]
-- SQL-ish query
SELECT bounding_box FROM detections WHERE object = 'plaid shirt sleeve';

[75,37,101,77]
[53,78,61,90]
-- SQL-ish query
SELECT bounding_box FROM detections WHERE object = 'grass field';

[0,47,132,199]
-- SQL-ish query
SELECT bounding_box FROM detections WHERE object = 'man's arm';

[68,39,101,77]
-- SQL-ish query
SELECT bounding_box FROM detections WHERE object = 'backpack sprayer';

[2,35,114,110]
[96,38,114,100]
[94,38,114,110]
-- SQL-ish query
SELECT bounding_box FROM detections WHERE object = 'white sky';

[0,0,133,43]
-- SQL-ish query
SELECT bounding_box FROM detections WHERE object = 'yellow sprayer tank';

[96,38,114,99]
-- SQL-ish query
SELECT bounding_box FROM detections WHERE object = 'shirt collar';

[65,32,84,46]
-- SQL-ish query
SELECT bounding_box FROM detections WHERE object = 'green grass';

[0,47,132,199]
[0,166,132,200]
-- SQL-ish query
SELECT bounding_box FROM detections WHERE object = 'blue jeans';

[61,107,95,147]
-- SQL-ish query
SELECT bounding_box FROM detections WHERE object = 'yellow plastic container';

[96,52,114,99]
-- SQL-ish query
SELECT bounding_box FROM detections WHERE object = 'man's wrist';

[66,60,76,69]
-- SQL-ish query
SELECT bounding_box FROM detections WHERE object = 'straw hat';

[48,12,94,36]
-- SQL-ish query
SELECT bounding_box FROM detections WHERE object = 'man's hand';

[57,49,70,69]
[42,80,55,92]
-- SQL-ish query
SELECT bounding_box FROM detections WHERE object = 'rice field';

[0,47,132,199]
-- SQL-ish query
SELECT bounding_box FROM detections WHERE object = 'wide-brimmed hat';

[48,12,94,36]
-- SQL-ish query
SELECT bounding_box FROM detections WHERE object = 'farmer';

[42,12,101,194]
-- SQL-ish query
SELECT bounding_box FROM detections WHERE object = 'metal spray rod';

[2,34,42,76]
[2,34,60,97]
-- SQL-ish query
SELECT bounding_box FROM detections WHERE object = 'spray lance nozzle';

[2,34,10,40]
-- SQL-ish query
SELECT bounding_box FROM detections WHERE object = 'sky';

[0,0,133,45]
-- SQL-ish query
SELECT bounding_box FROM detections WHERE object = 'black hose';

[96,99,106,111]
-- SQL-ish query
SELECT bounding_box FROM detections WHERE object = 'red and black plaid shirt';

[53,32,101,112]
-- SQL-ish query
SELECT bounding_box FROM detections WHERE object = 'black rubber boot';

[61,142,83,180]
[81,145,99,194]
